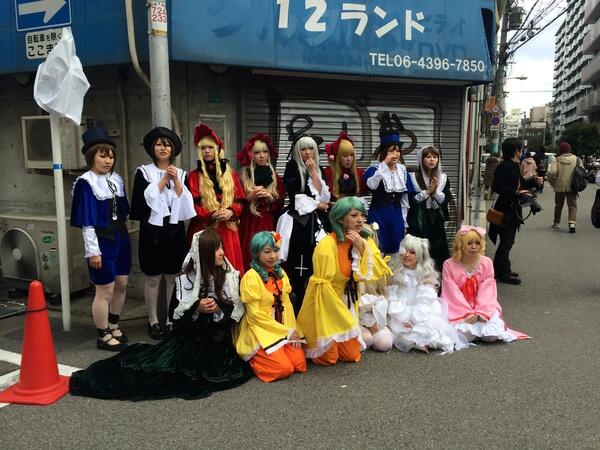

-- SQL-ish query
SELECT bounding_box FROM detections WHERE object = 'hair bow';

[459,225,486,237]
[271,231,282,247]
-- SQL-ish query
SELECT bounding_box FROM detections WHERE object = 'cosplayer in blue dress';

[364,112,417,254]
[71,127,132,351]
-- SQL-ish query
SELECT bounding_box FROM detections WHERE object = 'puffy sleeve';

[472,257,501,320]
[272,174,286,214]
[351,237,392,283]
[240,271,297,352]
[71,179,99,228]
[365,163,387,191]
[186,172,214,226]
[229,170,245,219]
[441,258,474,322]
[129,169,150,222]
[283,160,303,200]
[168,170,196,223]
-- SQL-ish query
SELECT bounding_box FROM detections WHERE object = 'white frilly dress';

[385,270,469,353]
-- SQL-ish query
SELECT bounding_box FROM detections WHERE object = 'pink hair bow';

[459,225,486,237]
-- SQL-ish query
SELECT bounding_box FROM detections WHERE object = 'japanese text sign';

[172,0,495,82]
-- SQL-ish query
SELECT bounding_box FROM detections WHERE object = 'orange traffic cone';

[0,281,69,405]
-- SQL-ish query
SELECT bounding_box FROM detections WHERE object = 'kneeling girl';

[236,231,306,382]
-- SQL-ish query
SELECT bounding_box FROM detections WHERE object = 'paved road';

[0,185,599,449]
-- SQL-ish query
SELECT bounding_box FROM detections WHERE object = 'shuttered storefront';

[240,71,465,236]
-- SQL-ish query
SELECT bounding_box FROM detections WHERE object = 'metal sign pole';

[148,0,172,128]
[49,113,71,331]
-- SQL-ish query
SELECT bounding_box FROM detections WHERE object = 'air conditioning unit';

[21,115,88,170]
[0,211,89,295]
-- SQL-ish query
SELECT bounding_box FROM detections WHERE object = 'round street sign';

[490,115,501,126]
[491,104,501,114]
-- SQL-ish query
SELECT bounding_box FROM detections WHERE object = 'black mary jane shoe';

[163,323,173,337]
[96,329,128,352]
[109,325,129,343]
[148,323,164,340]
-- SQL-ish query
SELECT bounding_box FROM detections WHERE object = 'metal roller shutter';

[240,71,465,240]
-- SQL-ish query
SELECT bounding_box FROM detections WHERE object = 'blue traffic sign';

[15,0,71,32]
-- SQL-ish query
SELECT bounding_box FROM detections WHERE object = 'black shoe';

[163,323,173,337]
[96,335,128,352]
[108,325,128,343]
[148,323,164,340]
[510,272,519,278]
[497,275,521,285]
[569,224,576,233]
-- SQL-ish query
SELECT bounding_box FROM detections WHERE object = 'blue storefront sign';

[172,0,496,82]
[1,0,495,83]
[15,0,71,32]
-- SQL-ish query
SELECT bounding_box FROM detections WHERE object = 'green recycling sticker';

[41,233,55,244]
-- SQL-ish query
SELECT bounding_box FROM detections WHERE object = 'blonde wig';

[331,139,360,198]
[452,229,486,262]
[240,139,279,216]
[197,135,236,230]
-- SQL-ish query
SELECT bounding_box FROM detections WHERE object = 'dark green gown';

[69,302,252,401]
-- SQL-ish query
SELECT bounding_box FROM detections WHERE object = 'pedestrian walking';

[547,142,580,233]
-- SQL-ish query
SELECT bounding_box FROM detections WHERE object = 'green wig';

[329,196,372,242]
[249,231,283,281]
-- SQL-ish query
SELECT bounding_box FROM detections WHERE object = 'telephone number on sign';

[369,53,487,72]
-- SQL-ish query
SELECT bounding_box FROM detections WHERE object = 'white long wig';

[395,234,439,288]
[292,135,320,188]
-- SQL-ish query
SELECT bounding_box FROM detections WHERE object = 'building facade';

[504,108,522,138]
[579,0,600,123]
[0,0,497,300]
[552,0,591,143]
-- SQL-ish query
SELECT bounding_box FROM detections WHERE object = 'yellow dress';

[297,233,392,358]
[235,268,304,361]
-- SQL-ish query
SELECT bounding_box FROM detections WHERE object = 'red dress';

[238,174,285,270]
[186,169,245,274]
[323,167,366,201]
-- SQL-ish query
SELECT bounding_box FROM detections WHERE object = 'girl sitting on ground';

[297,197,392,366]
[235,231,306,382]
[441,226,529,343]
[386,235,468,353]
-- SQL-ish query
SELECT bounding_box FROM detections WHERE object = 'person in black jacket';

[489,138,532,285]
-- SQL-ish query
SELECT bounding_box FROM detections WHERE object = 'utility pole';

[489,0,512,155]
[147,0,172,128]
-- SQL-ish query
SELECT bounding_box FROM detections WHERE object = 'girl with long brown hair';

[69,229,252,400]
[406,145,451,271]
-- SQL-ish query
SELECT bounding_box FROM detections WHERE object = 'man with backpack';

[547,142,583,233]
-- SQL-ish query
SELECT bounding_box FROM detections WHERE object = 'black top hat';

[81,127,116,155]
[143,127,182,157]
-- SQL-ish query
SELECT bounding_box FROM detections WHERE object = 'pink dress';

[441,256,528,342]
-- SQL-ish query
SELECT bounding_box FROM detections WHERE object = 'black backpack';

[571,159,588,193]
[592,189,600,229]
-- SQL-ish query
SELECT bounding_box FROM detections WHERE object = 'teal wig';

[329,196,372,242]
[249,231,284,281]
